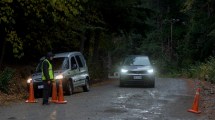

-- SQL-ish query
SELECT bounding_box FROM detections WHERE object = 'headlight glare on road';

[147,69,154,74]
[55,74,64,79]
[121,69,128,73]
[27,78,32,83]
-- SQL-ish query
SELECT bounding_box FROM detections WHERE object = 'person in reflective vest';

[41,52,54,105]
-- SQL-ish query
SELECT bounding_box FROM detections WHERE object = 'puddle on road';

[104,78,202,120]
[107,90,170,120]
[108,87,194,120]
[8,117,16,119]
[131,108,149,113]
[118,96,127,99]
[104,108,128,113]
[49,110,57,120]
[113,94,133,104]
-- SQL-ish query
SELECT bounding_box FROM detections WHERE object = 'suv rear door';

[75,55,86,86]
[70,56,80,87]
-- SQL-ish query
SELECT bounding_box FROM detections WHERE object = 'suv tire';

[83,78,90,92]
[64,80,73,95]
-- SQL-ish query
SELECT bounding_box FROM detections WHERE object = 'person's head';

[46,52,54,60]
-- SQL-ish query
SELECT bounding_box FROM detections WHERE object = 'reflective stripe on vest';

[42,59,54,80]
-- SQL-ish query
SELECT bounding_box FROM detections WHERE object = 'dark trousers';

[42,81,51,104]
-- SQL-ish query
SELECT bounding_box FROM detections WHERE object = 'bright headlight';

[121,69,128,73]
[55,74,64,79]
[147,69,154,74]
[27,78,32,83]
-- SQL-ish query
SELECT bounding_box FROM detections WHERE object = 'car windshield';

[123,56,151,66]
[36,57,69,72]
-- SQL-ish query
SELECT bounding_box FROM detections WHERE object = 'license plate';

[38,85,44,89]
[133,76,142,79]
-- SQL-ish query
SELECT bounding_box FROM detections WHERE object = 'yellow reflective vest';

[42,59,54,81]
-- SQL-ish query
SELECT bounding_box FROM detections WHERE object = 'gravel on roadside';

[200,80,215,120]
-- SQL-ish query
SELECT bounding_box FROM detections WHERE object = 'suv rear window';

[75,55,84,68]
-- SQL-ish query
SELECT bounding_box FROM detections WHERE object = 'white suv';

[27,52,90,97]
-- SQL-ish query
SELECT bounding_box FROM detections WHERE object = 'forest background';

[1,0,215,95]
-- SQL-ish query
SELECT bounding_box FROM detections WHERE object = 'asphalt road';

[0,78,208,120]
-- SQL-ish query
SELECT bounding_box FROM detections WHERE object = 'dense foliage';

[181,57,215,83]
[0,0,215,81]
[0,67,14,93]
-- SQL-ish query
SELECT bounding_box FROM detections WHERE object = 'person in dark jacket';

[41,52,54,105]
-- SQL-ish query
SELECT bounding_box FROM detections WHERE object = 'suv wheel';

[64,80,73,95]
[83,78,90,92]
[150,79,155,88]
[119,82,125,87]
[119,79,125,87]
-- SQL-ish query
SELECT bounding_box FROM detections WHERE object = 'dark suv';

[119,55,155,87]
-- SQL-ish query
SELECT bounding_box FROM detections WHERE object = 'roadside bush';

[181,57,215,83]
[88,61,108,83]
[204,57,215,83]
[0,67,15,93]
[8,65,33,95]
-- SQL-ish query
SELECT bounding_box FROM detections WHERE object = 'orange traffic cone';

[188,88,201,114]
[25,80,37,103]
[55,79,67,104]
[50,81,58,102]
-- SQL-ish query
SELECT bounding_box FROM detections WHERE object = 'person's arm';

[42,61,50,81]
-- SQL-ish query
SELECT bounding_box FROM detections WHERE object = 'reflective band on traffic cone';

[50,81,58,102]
[188,88,201,114]
[25,80,37,103]
[56,79,67,104]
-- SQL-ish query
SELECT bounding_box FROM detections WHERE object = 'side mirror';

[71,64,77,70]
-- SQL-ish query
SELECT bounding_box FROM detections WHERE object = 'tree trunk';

[0,39,6,70]
[107,51,112,72]
[80,31,86,54]
[92,29,100,62]
[207,3,210,18]
[84,29,91,59]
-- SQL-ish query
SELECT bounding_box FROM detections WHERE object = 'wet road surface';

[0,78,207,120]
